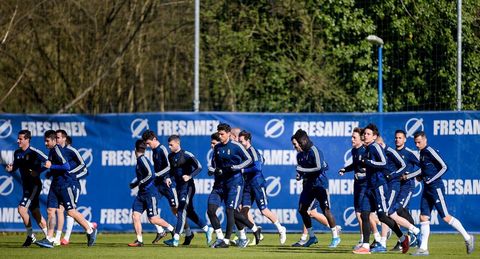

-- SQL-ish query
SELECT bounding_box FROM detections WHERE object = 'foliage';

[0,0,478,113]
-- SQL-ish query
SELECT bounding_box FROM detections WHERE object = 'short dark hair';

[141,130,157,141]
[413,131,426,139]
[395,129,406,137]
[238,130,251,141]
[168,134,180,143]
[217,123,231,132]
[211,132,221,142]
[55,129,68,138]
[18,130,31,140]
[66,136,72,145]
[44,130,56,140]
[352,127,363,135]
[135,139,147,153]
[364,123,380,136]
[291,129,313,151]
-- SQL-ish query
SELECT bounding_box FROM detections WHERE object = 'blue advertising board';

[0,111,479,233]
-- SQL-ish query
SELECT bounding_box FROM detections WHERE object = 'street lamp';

[367,35,384,113]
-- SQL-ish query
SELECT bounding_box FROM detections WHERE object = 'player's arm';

[138,156,153,187]
[388,148,406,179]
[184,151,202,180]
[155,145,171,177]
[230,142,252,171]
[404,151,421,180]
[5,150,19,172]
[296,147,323,173]
[68,147,86,174]
[48,146,71,171]
[363,144,386,169]
[425,147,447,184]
[242,149,262,174]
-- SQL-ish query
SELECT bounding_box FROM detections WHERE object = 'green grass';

[1,232,476,258]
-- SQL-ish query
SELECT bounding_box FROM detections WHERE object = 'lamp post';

[367,35,384,113]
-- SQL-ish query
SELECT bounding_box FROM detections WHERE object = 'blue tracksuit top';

[419,145,447,188]
[11,146,48,188]
[167,149,202,186]
[383,145,406,182]
[295,145,328,186]
[212,139,252,180]
[343,145,367,184]
[364,142,387,188]
[242,146,263,182]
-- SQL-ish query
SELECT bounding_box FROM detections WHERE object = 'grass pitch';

[1,232,476,258]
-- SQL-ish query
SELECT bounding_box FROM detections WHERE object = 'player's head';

[17,130,31,150]
[141,130,159,149]
[413,131,427,150]
[351,127,363,148]
[217,123,231,144]
[135,139,147,155]
[230,127,241,141]
[238,130,251,149]
[394,129,407,149]
[168,135,181,153]
[376,135,385,148]
[44,130,57,149]
[210,132,221,149]
[55,129,68,147]
[66,135,72,146]
[291,129,313,152]
[363,123,379,145]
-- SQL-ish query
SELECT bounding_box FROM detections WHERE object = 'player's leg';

[62,182,80,245]
[412,188,434,256]
[316,187,341,248]
[35,187,58,248]
[129,211,144,247]
[207,188,225,246]
[298,187,317,247]
[433,186,474,254]
[184,185,213,245]
[53,205,65,246]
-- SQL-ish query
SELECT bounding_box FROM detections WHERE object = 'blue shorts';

[307,199,320,211]
[354,181,368,212]
[420,184,449,219]
[386,180,400,214]
[156,181,178,208]
[208,186,225,207]
[360,184,389,213]
[242,176,269,210]
[132,190,160,218]
[19,184,41,211]
[388,180,414,214]
[47,183,77,211]
[223,174,243,209]
[299,183,331,213]
[72,180,81,204]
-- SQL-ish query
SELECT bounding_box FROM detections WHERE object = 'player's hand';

[338,168,345,176]
[214,168,223,176]
[415,176,422,182]
[5,164,13,172]
[129,182,137,189]
[295,172,302,181]
[182,175,191,182]
[45,161,52,169]
[165,178,172,187]
[208,170,214,176]
[401,173,408,181]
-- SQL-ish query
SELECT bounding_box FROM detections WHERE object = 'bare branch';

[0,69,26,106]
[1,5,18,45]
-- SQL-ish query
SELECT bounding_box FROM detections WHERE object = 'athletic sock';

[215,229,224,240]
[420,221,430,250]
[331,227,338,238]
[448,217,470,240]
[408,225,420,235]
[137,235,143,243]
[239,229,247,239]
[274,221,282,232]
[307,227,315,238]
[64,216,75,241]
[26,227,33,237]
[154,224,164,234]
